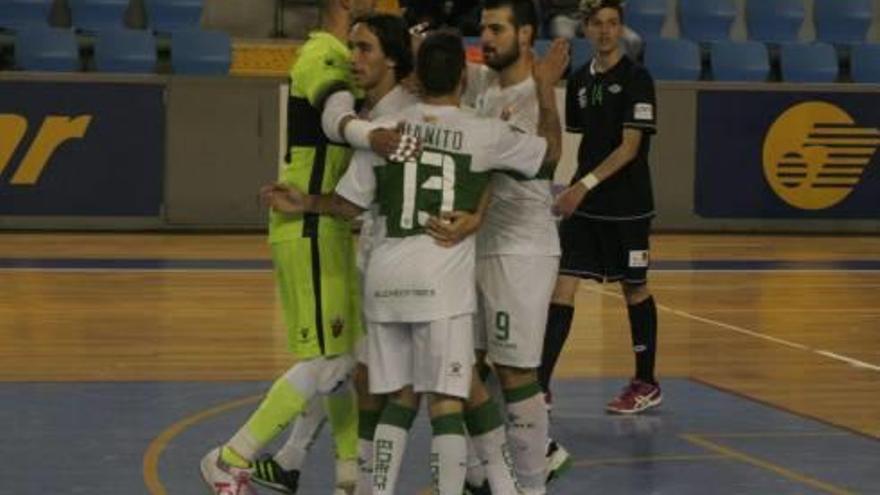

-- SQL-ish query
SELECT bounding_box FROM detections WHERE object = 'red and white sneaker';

[200,447,257,495]
[606,379,662,414]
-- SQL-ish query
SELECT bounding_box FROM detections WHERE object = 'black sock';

[627,296,658,384]
[538,303,575,394]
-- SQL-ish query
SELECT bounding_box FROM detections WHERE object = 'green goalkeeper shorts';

[272,233,362,359]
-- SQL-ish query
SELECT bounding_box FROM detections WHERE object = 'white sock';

[465,437,487,487]
[471,426,518,494]
[506,389,549,494]
[355,438,373,495]
[273,395,327,470]
[372,403,416,495]
[431,433,467,494]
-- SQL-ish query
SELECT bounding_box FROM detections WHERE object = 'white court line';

[582,286,880,373]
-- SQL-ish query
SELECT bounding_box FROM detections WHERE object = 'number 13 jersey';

[336,103,547,323]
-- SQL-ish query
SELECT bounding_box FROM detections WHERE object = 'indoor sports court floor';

[1,233,878,494]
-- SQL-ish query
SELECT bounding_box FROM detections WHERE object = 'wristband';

[579,172,600,191]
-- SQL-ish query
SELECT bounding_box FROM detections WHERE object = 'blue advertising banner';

[695,91,880,218]
[0,81,164,216]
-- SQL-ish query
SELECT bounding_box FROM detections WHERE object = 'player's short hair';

[417,31,465,97]
[580,0,624,22]
[352,13,414,81]
[483,0,539,44]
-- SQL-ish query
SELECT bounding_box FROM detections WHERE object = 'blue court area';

[2,378,877,494]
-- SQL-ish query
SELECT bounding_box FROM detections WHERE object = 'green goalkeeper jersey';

[269,31,362,243]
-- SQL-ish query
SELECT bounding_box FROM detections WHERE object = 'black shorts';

[559,215,652,284]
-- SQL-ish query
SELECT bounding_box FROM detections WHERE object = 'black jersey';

[565,55,656,219]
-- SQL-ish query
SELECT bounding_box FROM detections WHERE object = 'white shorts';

[282,353,355,397]
[475,255,559,368]
[367,314,475,399]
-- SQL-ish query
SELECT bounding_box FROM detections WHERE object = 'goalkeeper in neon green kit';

[198,1,417,494]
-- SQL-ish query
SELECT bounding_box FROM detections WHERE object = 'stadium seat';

[68,0,129,32]
[745,0,805,43]
[569,37,593,71]
[815,0,873,45]
[171,29,230,75]
[644,39,701,81]
[624,0,666,40]
[711,41,769,81]
[145,0,203,34]
[780,42,838,83]
[678,0,736,43]
[850,43,880,83]
[15,27,79,71]
[94,29,157,73]
[0,0,53,31]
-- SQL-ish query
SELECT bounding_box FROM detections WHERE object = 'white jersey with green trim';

[336,103,547,323]
[465,65,561,257]
[357,86,419,273]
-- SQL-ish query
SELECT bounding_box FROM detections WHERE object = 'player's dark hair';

[483,0,539,44]
[352,13,414,81]
[417,30,466,97]
[581,0,624,22]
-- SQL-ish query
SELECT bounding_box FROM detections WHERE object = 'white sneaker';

[333,458,358,494]
[200,447,257,495]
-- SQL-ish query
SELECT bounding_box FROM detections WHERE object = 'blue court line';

[1,258,880,271]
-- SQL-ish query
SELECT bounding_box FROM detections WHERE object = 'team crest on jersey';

[609,83,622,94]
[423,114,438,123]
[578,87,588,108]
[331,317,345,338]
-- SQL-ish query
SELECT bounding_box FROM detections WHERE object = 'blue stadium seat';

[815,0,873,45]
[711,41,769,81]
[624,0,666,40]
[746,0,805,43]
[780,43,838,83]
[15,27,79,71]
[94,29,157,73]
[171,29,230,75]
[644,39,701,81]
[569,38,593,71]
[850,43,880,83]
[678,0,736,43]
[0,0,53,31]
[145,0,203,34]
[68,0,129,32]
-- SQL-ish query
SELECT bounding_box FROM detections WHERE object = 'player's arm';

[320,91,418,160]
[424,184,492,247]
[296,42,413,160]
[261,184,364,220]
[532,38,569,168]
[554,68,657,218]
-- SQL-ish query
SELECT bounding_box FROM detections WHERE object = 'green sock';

[226,375,309,462]
[325,384,359,461]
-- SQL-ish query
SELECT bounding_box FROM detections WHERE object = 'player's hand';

[369,122,420,162]
[553,182,588,218]
[533,38,570,88]
[425,211,483,247]
[260,183,309,214]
